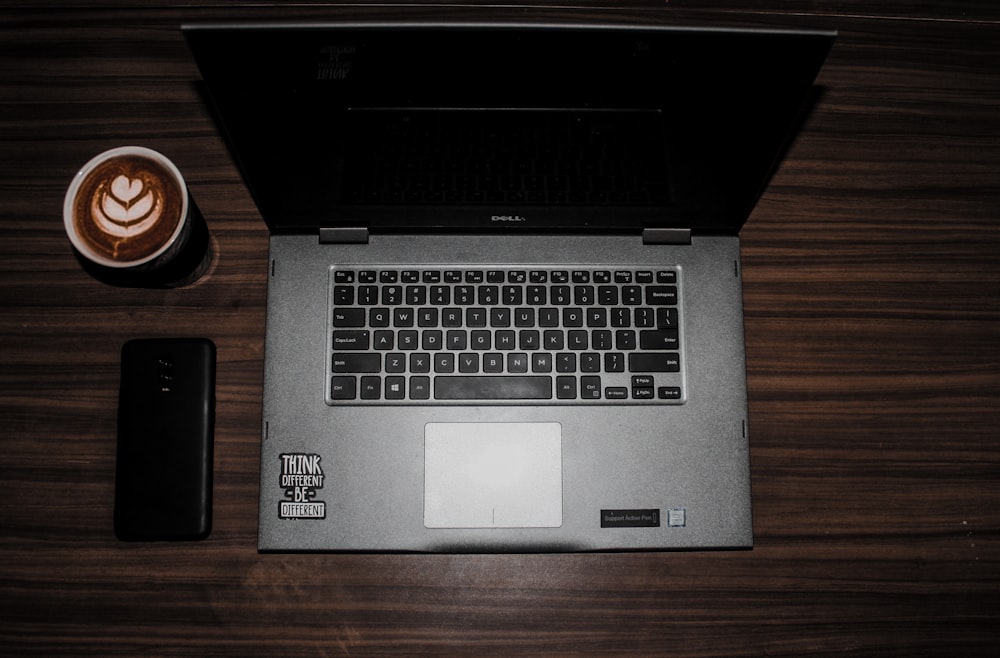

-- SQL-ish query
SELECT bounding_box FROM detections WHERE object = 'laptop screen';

[185,23,834,235]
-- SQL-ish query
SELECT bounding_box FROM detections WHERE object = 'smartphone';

[114,338,215,541]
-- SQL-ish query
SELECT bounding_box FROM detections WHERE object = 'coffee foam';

[68,150,185,266]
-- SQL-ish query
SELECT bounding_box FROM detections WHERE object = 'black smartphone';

[114,338,215,541]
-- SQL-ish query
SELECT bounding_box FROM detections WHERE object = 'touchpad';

[424,422,562,529]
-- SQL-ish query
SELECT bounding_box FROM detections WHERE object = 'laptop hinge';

[319,227,369,244]
[642,228,691,245]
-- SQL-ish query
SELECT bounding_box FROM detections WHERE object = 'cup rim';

[63,146,189,268]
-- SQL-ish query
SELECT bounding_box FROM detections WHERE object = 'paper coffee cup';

[64,146,212,287]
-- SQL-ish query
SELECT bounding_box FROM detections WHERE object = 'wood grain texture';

[1,3,998,656]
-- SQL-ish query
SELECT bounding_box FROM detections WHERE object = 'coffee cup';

[63,146,212,287]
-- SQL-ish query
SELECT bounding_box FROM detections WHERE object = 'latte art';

[68,151,185,265]
[93,174,163,238]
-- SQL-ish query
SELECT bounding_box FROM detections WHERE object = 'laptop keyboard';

[328,266,684,405]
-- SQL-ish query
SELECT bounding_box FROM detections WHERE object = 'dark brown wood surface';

[1,3,998,656]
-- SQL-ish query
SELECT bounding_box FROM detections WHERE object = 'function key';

[401,270,420,283]
[465,271,484,283]
[379,270,398,283]
[359,270,377,283]
[636,271,654,284]
[551,270,569,283]
[486,270,505,283]
[593,271,611,284]
[572,270,590,283]
[508,270,527,283]
[334,270,355,283]
[444,270,463,283]
[422,270,441,283]
[614,270,632,283]
[657,270,677,284]
[529,270,548,283]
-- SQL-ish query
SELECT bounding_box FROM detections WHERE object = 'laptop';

[184,22,835,552]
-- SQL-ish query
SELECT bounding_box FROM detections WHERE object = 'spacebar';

[435,376,553,400]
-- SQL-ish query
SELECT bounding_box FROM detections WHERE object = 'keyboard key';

[639,329,679,350]
[629,353,680,372]
[435,376,552,400]
[332,353,380,373]
[372,331,393,350]
[483,353,503,373]
[556,353,576,372]
[657,270,677,284]
[360,376,381,399]
[605,386,628,399]
[406,286,427,305]
[632,386,654,399]
[411,376,431,400]
[332,330,370,350]
[333,286,354,304]
[385,376,405,399]
[508,353,529,373]
[646,286,678,305]
[331,376,357,399]
[532,353,552,372]
[398,330,418,350]
[657,307,678,328]
[581,376,602,399]
[658,386,682,400]
[418,308,439,327]
[434,353,455,373]
[622,286,642,305]
[410,352,431,373]
[632,375,654,388]
[466,308,487,327]
[574,286,595,305]
[332,308,365,327]
[556,376,576,399]
[604,352,625,372]
[458,353,479,373]
[394,308,415,327]
[385,353,406,373]
[563,308,584,327]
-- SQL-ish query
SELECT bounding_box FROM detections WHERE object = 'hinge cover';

[642,228,691,245]
[319,227,369,244]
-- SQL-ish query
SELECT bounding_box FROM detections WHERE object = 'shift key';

[332,353,380,373]
[332,330,370,350]
[629,352,680,372]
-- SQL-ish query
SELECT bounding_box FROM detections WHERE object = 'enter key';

[639,329,679,350]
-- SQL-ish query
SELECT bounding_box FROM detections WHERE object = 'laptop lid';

[183,23,835,237]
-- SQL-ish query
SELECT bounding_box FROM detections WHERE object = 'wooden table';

[2,2,998,655]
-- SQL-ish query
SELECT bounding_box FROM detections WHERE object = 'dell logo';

[491,215,527,223]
